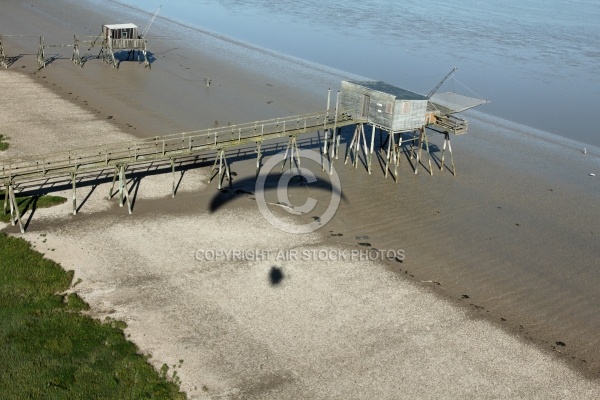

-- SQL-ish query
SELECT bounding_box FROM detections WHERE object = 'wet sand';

[1,0,600,398]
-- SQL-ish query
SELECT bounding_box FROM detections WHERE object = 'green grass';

[0,134,9,151]
[0,233,186,399]
[0,192,67,223]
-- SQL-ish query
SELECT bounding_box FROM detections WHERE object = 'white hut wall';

[391,99,428,132]
[340,81,395,129]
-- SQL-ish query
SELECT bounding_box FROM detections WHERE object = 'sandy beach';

[1,0,600,398]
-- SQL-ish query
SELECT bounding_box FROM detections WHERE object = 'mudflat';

[1,0,599,398]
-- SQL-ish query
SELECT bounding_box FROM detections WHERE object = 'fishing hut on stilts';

[329,69,488,180]
[336,81,431,181]
[97,23,149,68]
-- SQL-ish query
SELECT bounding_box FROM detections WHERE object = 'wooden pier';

[0,108,361,232]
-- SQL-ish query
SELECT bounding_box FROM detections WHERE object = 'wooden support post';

[359,124,369,170]
[414,127,433,175]
[256,142,263,177]
[368,125,376,174]
[322,128,330,165]
[0,36,7,69]
[3,184,9,215]
[393,133,399,182]
[344,124,360,165]
[72,35,81,65]
[322,128,328,171]
[332,91,340,159]
[440,132,456,175]
[209,149,231,190]
[8,184,24,233]
[414,129,424,175]
[71,170,77,215]
[118,164,132,214]
[281,135,300,172]
[384,130,398,182]
[37,36,45,69]
[142,42,150,68]
[423,128,433,175]
[108,166,118,199]
[171,158,176,198]
[118,165,125,207]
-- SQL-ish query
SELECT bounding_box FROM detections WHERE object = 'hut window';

[385,102,393,114]
[400,101,412,115]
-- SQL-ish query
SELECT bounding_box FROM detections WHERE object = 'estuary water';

[116,0,600,147]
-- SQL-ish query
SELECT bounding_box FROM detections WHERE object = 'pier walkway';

[1,109,364,232]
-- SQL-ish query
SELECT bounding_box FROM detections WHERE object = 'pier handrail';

[0,109,355,186]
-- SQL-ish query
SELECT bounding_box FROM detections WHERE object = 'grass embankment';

[0,233,186,399]
[0,193,67,223]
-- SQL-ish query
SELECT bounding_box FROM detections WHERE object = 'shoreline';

[1,0,600,397]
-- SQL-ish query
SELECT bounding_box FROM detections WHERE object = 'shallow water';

[117,0,600,147]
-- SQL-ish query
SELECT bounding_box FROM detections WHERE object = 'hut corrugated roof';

[348,81,428,101]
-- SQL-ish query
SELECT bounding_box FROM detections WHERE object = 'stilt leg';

[335,128,341,160]
[423,128,433,175]
[368,125,375,174]
[385,130,392,179]
[415,129,424,175]
[345,125,360,165]
[440,132,448,171]
[448,135,456,176]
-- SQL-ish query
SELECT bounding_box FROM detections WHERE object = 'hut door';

[361,95,370,119]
